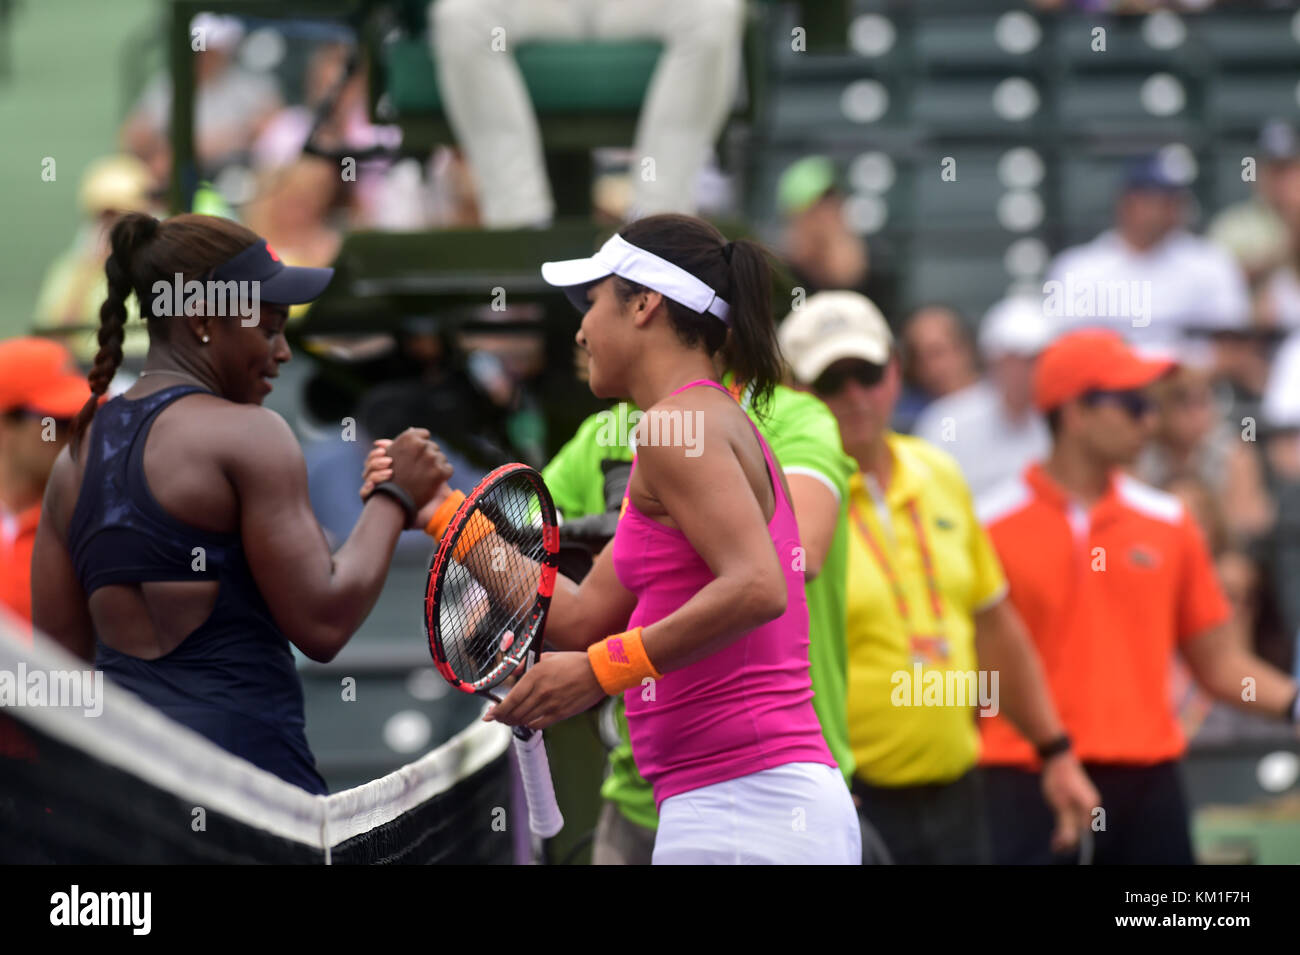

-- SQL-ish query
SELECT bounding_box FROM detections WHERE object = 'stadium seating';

[741,3,1300,319]
[163,1,1300,327]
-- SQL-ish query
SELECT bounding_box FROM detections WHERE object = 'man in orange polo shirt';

[0,338,90,630]
[979,329,1300,864]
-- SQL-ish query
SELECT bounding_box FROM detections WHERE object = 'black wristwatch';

[369,481,416,529]
[1036,734,1072,762]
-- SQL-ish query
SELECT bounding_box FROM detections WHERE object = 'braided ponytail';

[67,212,274,456]
[69,213,159,454]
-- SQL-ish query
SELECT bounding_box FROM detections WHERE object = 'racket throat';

[479,687,535,741]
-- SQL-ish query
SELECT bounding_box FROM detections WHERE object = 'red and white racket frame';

[425,463,561,694]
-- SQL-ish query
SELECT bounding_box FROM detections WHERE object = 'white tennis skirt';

[652,762,861,865]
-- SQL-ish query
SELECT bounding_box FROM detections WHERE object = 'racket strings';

[436,474,551,689]
[450,544,546,674]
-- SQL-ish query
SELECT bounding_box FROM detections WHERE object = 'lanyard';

[849,496,945,627]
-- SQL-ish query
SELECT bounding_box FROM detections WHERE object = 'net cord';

[0,620,511,858]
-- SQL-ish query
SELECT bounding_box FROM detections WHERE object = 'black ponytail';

[717,238,781,415]
[612,214,782,417]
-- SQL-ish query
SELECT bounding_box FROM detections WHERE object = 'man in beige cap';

[779,291,1097,864]
[33,154,158,362]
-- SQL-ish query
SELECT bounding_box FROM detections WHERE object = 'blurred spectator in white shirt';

[1261,333,1300,675]
[913,296,1051,504]
[1250,151,1300,500]
[121,15,282,184]
[1265,328,1300,420]
[894,304,979,433]
[1045,154,1250,351]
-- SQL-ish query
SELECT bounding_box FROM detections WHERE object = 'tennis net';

[0,621,515,864]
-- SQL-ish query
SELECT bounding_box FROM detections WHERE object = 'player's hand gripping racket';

[424,464,564,839]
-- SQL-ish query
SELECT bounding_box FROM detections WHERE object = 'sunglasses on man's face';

[813,360,886,397]
[4,407,73,428]
[1080,389,1151,419]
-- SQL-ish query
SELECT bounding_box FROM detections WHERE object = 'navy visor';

[210,239,334,305]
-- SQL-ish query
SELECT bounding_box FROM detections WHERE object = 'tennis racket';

[424,463,564,839]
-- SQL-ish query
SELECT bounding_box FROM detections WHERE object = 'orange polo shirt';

[0,504,40,632]
[977,463,1229,768]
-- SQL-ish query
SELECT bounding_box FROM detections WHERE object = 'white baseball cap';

[977,296,1053,359]
[189,14,245,52]
[778,291,893,385]
[541,233,731,324]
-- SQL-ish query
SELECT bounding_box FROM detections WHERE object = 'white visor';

[540,234,731,324]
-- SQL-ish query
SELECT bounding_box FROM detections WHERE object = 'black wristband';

[1287,688,1300,725]
[370,481,416,529]
[1036,734,1072,762]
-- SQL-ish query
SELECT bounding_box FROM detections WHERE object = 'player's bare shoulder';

[179,395,303,476]
[43,444,81,537]
[632,386,725,465]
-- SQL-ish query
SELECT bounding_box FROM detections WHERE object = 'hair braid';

[69,213,159,454]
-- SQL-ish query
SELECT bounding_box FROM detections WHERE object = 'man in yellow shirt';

[779,292,1098,864]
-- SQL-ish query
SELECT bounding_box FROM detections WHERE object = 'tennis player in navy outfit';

[31,213,452,793]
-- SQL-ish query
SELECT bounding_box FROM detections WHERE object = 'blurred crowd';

[7,5,1300,750]
[2,1,1300,870]
[875,128,1300,700]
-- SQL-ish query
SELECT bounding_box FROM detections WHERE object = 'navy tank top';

[67,385,327,795]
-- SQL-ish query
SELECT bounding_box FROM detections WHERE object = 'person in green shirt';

[542,373,856,864]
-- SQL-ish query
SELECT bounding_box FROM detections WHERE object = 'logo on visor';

[266,244,282,263]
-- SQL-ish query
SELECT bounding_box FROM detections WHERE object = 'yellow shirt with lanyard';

[845,432,1008,787]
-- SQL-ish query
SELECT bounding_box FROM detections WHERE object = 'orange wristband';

[424,490,465,540]
[451,512,496,561]
[587,627,662,696]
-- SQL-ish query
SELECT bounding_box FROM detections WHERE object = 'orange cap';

[1033,329,1175,412]
[0,338,91,418]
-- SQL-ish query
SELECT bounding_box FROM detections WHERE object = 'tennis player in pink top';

[486,214,861,864]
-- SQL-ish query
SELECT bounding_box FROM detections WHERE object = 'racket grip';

[513,730,564,839]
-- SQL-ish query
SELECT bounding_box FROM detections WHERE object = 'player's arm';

[974,597,1102,849]
[361,439,636,651]
[787,474,838,580]
[487,417,789,731]
[630,429,788,673]
[230,410,448,663]
[30,448,94,661]
[1180,623,1300,722]
[1175,512,1300,722]
[768,394,852,581]
[439,497,637,650]
[546,542,638,651]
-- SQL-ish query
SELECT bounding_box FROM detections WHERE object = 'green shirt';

[541,383,855,831]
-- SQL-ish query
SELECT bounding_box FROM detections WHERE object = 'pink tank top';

[611,379,835,807]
